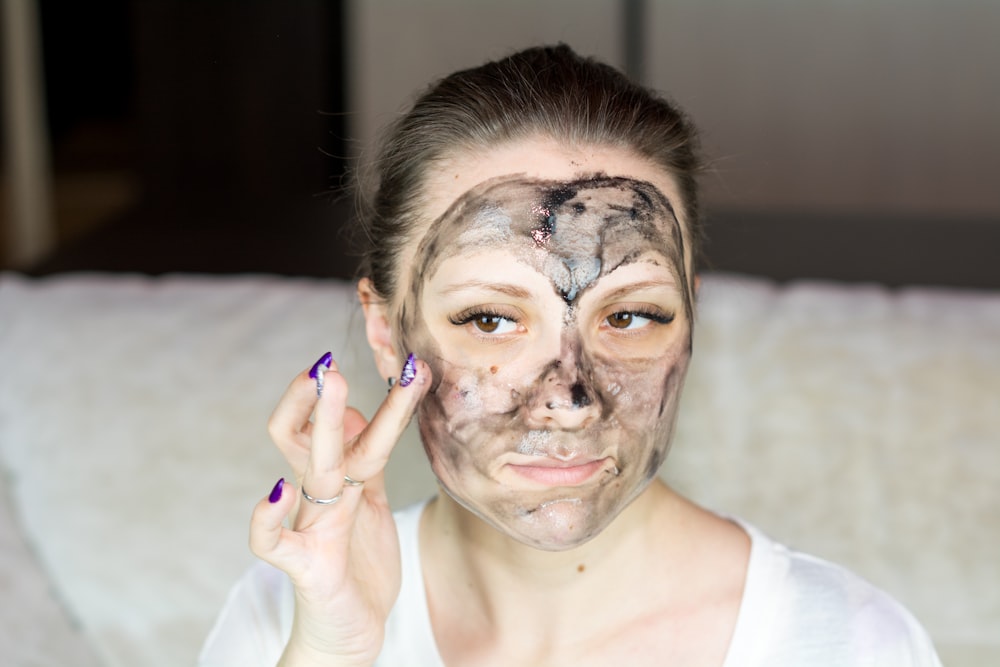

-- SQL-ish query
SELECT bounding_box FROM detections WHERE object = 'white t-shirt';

[199,501,942,666]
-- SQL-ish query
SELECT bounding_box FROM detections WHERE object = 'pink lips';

[507,457,609,486]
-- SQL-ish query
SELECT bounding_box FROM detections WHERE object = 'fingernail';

[268,478,285,503]
[309,352,333,397]
[309,352,333,379]
[399,353,417,387]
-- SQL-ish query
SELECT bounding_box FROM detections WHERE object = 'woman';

[201,45,941,666]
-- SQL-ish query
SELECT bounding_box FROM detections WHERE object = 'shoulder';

[198,560,294,666]
[377,499,445,666]
[733,521,942,667]
[392,499,427,540]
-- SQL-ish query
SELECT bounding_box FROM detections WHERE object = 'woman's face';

[394,138,694,551]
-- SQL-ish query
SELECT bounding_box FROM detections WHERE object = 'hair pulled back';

[356,44,704,301]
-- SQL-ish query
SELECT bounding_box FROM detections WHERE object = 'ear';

[358,278,401,380]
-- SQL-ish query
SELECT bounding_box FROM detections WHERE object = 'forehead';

[421,138,685,225]
[418,175,684,303]
[394,139,692,307]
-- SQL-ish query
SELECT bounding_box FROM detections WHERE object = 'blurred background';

[2,5,998,665]
[2,0,998,286]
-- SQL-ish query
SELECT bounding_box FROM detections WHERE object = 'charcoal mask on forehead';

[397,174,694,550]
[403,175,691,329]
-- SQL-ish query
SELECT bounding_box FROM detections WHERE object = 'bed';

[1,269,997,666]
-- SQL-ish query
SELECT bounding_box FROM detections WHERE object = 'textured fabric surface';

[0,273,404,667]
[0,271,997,666]
[0,468,103,667]
[665,276,1000,665]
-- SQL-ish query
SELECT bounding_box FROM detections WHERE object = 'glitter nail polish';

[399,353,417,387]
[309,352,333,397]
[309,352,333,379]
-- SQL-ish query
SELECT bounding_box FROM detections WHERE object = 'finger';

[249,478,299,564]
[267,353,341,477]
[296,368,351,525]
[345,355,431,484]
[344,407,368,443]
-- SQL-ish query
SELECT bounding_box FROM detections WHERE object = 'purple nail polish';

[309,352,333,398]
[309,352,333,379]
[399,353,417,387]
[268,478,285,503]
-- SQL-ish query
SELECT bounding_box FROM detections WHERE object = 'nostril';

[543,385,593,411]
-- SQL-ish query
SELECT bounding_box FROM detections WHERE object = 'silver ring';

[343,474,364,487]
[301,486,343,505]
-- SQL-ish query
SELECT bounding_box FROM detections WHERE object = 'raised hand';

[250,353,430,666]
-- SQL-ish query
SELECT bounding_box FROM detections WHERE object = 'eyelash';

[448,306,519,327]
[610,307,674,323]
[448,305,674,336]
[603,307,675,331]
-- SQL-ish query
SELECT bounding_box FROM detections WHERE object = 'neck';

[422,479,688,635]
[421,480,751,666]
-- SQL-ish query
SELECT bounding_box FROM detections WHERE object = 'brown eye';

[606,312,634,329]
[450,310,519,335]
[604,310,672,331]
[474,315,502,333]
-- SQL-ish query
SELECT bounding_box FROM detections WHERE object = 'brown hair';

[355,44,704,301]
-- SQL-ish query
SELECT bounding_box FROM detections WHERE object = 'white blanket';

[0,272,997,666]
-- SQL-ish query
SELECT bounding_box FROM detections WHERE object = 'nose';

[524,358,601,431]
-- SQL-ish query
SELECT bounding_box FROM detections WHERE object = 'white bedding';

[0,272,997,666]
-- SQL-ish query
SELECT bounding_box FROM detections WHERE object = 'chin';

[487,493,627,552]
[434,462,655,552]
[513,501,614,551]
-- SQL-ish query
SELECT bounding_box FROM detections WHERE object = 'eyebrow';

[438,280,534,299]
[598,279,681,302]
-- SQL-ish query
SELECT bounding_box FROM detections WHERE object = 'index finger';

[345,354,431,484]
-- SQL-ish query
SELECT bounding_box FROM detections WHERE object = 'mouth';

[505,456,613,487]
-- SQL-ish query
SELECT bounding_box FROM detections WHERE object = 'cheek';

[592,342,690,476]
[595,342,689,421]
[429,361,518,418]
[644,359,689,467]
[421,337,551,421]
[413,359,514,471]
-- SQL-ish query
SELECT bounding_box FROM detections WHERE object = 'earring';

[387,376,397,393]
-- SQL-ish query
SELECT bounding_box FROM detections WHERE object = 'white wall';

[346,0,622,158]
[649,1,1000,218]
[347,0,1000,219]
